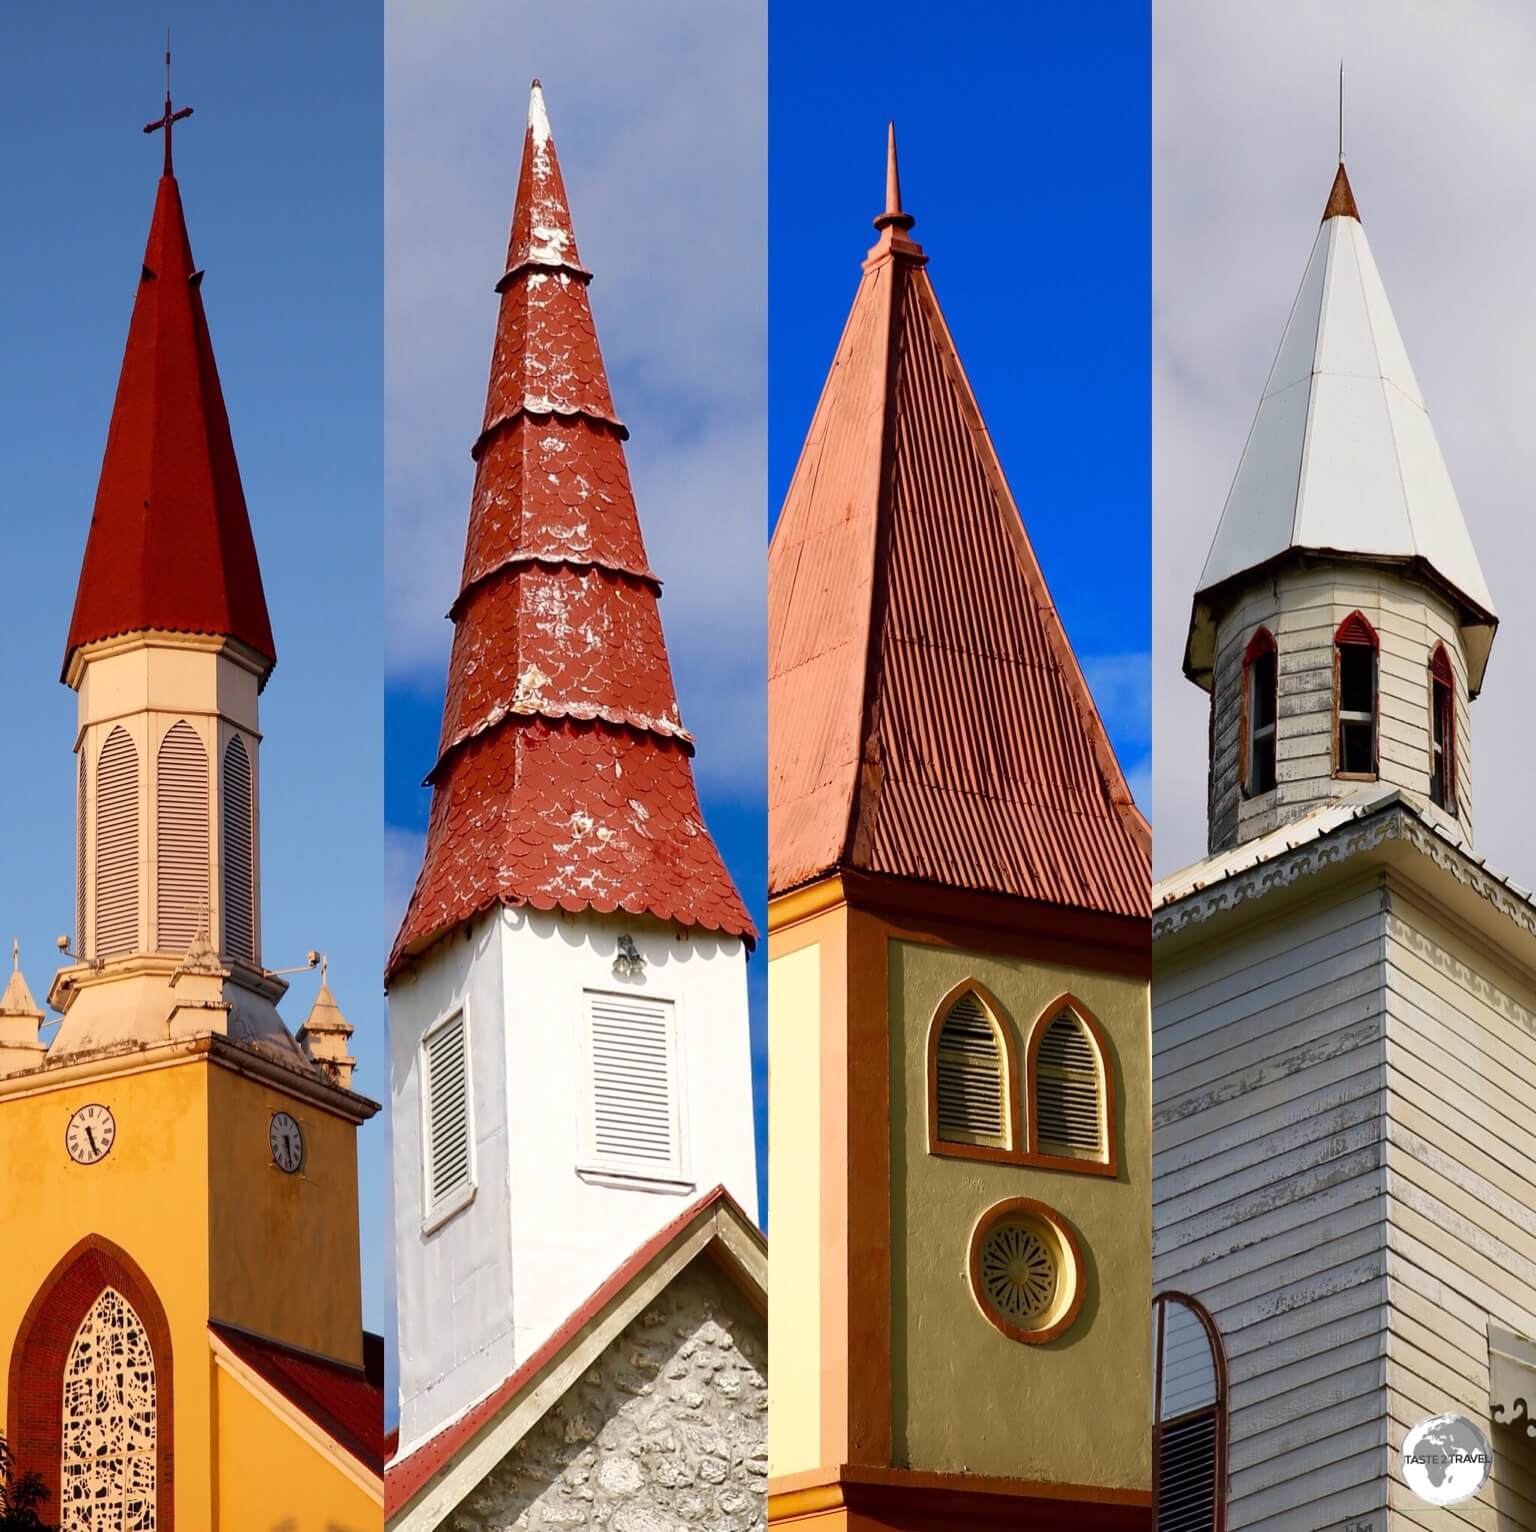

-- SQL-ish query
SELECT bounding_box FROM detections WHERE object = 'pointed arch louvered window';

[1333,611,1379,778]
[221,736,255,964]
[94,727,139,958]
[1429,644,1456,812]
[1154,1292,1227,1532]
[156,721,209,954]
[422,1009,474,1218]
[933,991,1008,1149]
[75,750,87,955]
[1032,1007,1105,1161]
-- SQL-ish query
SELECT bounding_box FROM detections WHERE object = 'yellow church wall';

[207,1062,365,1365]
[0,1048,218,1516]
[767,936,824,1480]
[213,1353,380,1532]
[887,936,1152,1490]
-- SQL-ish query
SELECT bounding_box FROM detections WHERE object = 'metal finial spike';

[1338,60,1344,163]
[10,939,17,973]
[872,119,915,233]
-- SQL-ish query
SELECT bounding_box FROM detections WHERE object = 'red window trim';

[1239,627,1277,795]
[8,1235,175,1530]
[1429,643,1456,811]
[1332,611,1380,779]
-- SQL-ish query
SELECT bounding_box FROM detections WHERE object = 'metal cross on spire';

[143,30,193,176]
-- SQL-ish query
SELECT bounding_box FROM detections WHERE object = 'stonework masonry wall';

[448,1260,766,1531]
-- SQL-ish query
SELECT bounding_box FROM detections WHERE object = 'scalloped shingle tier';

[389,83,752,977]
[66,173,275,681]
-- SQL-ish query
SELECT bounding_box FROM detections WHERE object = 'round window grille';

[968,1198,1082,1344]
[978,1220,1057,1324]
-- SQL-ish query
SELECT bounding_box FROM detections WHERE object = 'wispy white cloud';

[384,0,765,802]
[1155,0,1536,879]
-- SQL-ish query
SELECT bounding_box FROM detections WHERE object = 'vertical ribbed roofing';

[388,83,754,980]
[767,126,1149,918]
[66,136,275,683]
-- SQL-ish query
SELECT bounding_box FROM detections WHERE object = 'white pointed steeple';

[1187,164,1496,694]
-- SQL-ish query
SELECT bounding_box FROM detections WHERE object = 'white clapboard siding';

[75,749,86,953]
[582,992,681,1177]
[1154,878,1392,1531]
[221,736,255,963]
[94,726,139,957]
[934,992,1006,1146]
[1034,1011,1102,1157]
[156,720,209,953]
[1382,883,1536,1531]
[424,1011,473,1206]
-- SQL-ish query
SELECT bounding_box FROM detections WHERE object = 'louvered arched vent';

[156,721,209,954]
[423,1010,473,1210]
[75,750,87,954]
[1033,1010,1103,1158]
[94,727,139,958]
[934,991,1007,1147]
[221,736,255,963]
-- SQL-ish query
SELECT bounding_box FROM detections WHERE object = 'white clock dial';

[65,1103,116,1166]
[269,1111,304,1174]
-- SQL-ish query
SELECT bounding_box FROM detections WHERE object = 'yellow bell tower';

[0,83,382,1530]
[766,127,1154,1531]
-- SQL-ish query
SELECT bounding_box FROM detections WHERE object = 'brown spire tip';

[873,119,914,233]
[1322,161,1360,223]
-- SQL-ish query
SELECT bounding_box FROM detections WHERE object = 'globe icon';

[1400,1414,1493,1505]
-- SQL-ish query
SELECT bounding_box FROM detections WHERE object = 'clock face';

[65,1103,116,1166]
[269,1111,304,1174]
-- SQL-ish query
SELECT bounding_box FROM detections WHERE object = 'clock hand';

[86,1126,98,1155]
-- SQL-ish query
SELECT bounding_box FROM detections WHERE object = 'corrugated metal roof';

[388,83,752,979]
[767,128,1149,918]
[1188,162,1496,694]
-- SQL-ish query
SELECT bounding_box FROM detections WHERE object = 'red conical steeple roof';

[66,140,275,683]
[768,126,1148,917]
[388,83,753,979]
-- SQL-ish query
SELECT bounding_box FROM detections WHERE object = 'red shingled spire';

[388,82,753,979]
[65,134,275,683]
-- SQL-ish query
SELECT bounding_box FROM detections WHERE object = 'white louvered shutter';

[1034,1011,1104,1158]
[221,736,255,963]
[75,749,87,954]
[94,727,139,957]
[423,1012,472,1208]
[583,993,681,1177]
[157,721,209,953]
[934,992,1006,1147]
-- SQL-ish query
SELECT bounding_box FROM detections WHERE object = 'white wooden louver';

[1155,1412,1218,1532]
[424,1012,472,1206]
[156,721,209,954]
[95,727,140,957]
[935,992,1006,1146]
[221,737,255,963]
[585,993,680,1175]
[75,750,87,954]
[1034,1011,1103,1157]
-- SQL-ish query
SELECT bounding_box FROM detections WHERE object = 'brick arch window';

[1025,996,1116,1175]
[1240,627,1278,796]
[927,984,1017,1156]
[1429,644,1457,812]
[1153,1291,1227,1532]
[1333,611,1379,779]
[8,1235,174,1530]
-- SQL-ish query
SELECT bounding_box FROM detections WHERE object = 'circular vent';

[968,1198,1082,1343]
[978,1221,1057,1323]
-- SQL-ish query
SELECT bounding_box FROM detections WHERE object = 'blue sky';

[0,0,387,1350]
[770,1,1152,799]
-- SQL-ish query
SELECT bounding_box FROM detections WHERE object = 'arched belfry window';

[930,989,1010,1151]
[1429,644,1456,811]
[61,1287,157,1529]
[221,736,256,964]
[1333,612,1379,778]
[1028,1000,1111,1169]
[75,750,87,956]
[95,726,140,958]
[1240,628,1277,796]
[156,721,210,954]
[1153,1291,1227,1532]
